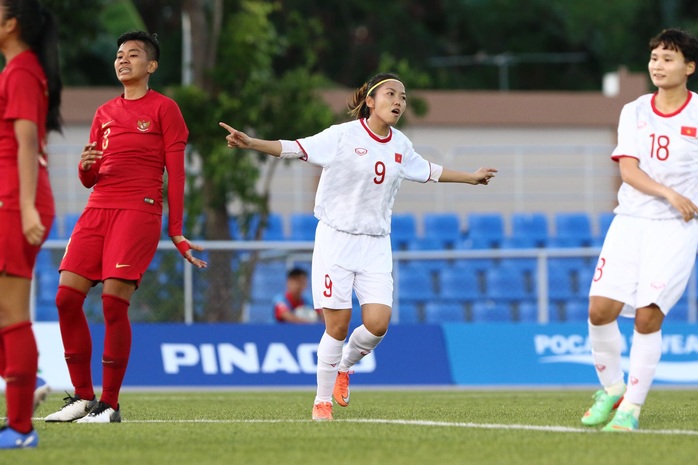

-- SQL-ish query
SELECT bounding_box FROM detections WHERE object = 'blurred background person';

[274,267,322,323]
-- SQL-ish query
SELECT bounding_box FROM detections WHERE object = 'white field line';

[72,417,698,436]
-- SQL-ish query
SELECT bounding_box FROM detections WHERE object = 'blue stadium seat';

[424,302,465,323]
[423,212,461,249]
[405,237,448,272]
[508,212,548,248]
[564,300,589,322]
[395,266,436,305]
[517,301,539,323]
[251,263,287,301]
[471,301,512,322]
[438,266,482,303]
[289,213,318,241]
[485,265,534,303]
[595,212,615,246]
[454,237,496,274]
[395,302,420,324]
[63,212,81,239]
[47,218,60,239]
[390,213,417,250]
[247,300,274,324]
[234,213,285,241]
[35,268,59,306]
[465,212,505,248]
[547,262,576,304]
[550,212,593,247]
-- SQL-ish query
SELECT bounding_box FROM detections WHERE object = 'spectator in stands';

[44,31,206,424]
[274,267,322,323]
[582,28,698,432]
[0,0,61,448]
[220,72,497,421]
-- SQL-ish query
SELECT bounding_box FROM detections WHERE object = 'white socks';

[338,325,384,373]
[314,332,344,404]
[591,323,662,418]
[314,325,386,404]
[624,329,662,407]
[589,320,625,388]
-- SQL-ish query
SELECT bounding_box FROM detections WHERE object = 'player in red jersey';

[44,31,206,424]
[0,0,61,448]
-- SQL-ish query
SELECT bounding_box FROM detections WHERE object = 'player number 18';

[649,133,670,161]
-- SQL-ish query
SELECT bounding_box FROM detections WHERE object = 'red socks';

[2,321,37,434]
[55,285,94,400]
[100,294,131,410]
[55,286,132,410]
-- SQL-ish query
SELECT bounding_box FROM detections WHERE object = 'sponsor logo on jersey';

[637,121,647,129]
[395,153,402,163]
[137,117,152,132]
[101,120,114,129]
[115,263,131,268]
[355,148,368,156]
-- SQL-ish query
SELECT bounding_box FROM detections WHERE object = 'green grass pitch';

[10,389,698,465]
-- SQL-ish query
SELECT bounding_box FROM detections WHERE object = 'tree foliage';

[170,0,334,321]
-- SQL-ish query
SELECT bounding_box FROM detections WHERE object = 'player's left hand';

[171,236,207,268]
[474,167,498,185]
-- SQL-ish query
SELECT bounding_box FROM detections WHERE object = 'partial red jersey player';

[45,31,206,424]
[0,0,62,449]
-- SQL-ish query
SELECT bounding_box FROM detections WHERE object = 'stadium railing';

[31,240,698,325]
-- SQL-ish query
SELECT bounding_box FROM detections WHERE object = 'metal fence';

[31,240,698,324]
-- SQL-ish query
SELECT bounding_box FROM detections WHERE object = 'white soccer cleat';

[45,394,97,422]
[76,401,121,423]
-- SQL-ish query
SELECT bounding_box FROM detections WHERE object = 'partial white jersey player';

[220,73,497,422]
[292,118,436,236]
[612,91,698,219]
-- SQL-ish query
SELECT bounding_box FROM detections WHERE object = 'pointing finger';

[219,122,235,133]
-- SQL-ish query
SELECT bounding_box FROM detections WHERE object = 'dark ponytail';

[4,0,63,133]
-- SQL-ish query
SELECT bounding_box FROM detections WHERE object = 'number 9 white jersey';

[295,119,437,236]
[612,92,698,219]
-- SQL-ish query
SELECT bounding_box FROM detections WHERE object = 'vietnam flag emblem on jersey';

[681,126,697,137]
[395,153,403,164]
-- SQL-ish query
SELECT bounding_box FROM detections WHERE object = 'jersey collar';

[360,118,393,143]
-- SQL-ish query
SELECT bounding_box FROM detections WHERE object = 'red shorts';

[59,208,161,286]
[0,209,54,278]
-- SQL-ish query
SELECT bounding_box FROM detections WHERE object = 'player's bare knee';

[635,305,664,334]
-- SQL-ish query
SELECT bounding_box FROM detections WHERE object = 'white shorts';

[311,221,393,309]
[589,215,698,316]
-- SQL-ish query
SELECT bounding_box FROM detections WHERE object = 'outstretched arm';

[439,167,497,185]
[219,122,282,157]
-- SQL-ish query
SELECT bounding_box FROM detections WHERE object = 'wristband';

[175,240,191,257]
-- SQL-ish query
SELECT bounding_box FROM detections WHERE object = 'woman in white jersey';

[582,29,698,432]
[220,73,497,420]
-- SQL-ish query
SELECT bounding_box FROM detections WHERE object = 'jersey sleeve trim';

[611,154,638,163]
[294,140,309,162]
